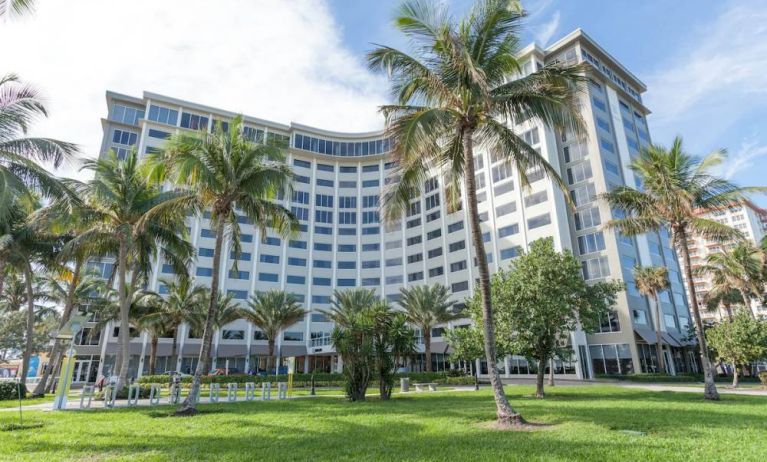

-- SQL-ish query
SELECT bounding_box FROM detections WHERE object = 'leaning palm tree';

[703,288,743,322]
[145,116,298,414]
[141,277,207,373]
[0,74,78,220]
[602,137,765,400]
[633,266,670,374]
[696,242,765,319]
[398,284,457,372]
[241,291,305,372]
[70,150,193,390]
[367,0,585,425]
[194,290,242,374]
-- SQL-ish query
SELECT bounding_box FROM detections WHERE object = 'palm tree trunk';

[177,215,224,415]
[116,235,131,391]
[268,340,275,372]
[171,326,178,372]
[535,357,545,398]
[548,358,555,387]
[203,330,214,374]
[149,334,158,375]
[652,294,665,374]
[738,289,756,319]
[20,261,36,387]
[462,131,522,425]
[35,258,84,395]
[676,228,719,400]
[724,302,733,322]
[423,328,432,372]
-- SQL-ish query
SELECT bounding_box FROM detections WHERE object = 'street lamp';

[52,314,88,410]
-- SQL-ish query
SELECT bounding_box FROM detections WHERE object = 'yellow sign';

[52,353,76,410]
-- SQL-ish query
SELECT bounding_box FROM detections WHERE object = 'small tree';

[480,238,622,398]
[241,291,306,372]
[370,302,415,400]
[398,284,457,372]
[633,266,670,374]
[706,310,767,387]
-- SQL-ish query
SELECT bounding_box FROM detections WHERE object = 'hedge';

[596,373,762,384]
[0,381,26,401]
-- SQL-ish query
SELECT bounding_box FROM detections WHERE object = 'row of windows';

[293,133,392,157]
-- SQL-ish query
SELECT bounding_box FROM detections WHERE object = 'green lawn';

[1,385,765,461]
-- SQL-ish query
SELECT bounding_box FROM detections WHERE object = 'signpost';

[52,314,88,411]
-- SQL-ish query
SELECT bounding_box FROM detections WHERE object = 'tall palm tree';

[194,290,241,373]
[0,199,61,386]
[633,266,670,374]
[0,0,35,18]
[32,265,108,395]
[0,74,78,220]
[71,151,193,390]
[367,0,584,425]
[703,288,742,322]
[241,291,305,372]
[140,277,206,373]
[145,116,298,414]
[398,284,457,372]
[603,137,765,400]
[696,242,765,319]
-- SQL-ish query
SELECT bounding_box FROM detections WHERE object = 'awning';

[105,342,144,355]
[279,345,307,357]
[215,344,250,357]
[431,341,454,354]
[661,332,681,348]
[669,331,697,347]
[633,327,658,344]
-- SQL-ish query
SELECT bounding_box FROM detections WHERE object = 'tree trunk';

[732,366,739,388]
[724,302,733,322]
[535,357,545,398]
[177,215,224,415]
[203,329,214,374]
[548,358,555,387]
[652,294,665,374]
[149,334,158,375]
[35,258,84,396]
[116,234,132,391]
[171,326,178,372]
[268,340,275,373]
[739,289,756,319]
[676,229,719,400]
[20,262,36,387]
[423,328,432,372]
[462,132,523,425]
[0,257,7,298]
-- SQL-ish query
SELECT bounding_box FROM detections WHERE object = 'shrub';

[94,385,152,401]
[0,382,26,401]
[759,371,767,388]
[444,376,475,385]
[135,373,345,388]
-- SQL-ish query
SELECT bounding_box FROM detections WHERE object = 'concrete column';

[176,323,187,372]
[211,329,220,370]
[137,331,148,378]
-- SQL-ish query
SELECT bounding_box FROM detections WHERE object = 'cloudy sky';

[2,0,767,205]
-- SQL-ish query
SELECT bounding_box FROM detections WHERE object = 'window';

[427,229,442,240]
[600,138,615,153]
[424,177,439,193]
[429,266,444,277]
[315,194,334,208]
[283,331,304,342]
[263,237,280,246]
[362,243,380,252]
[582,256,610,280]
[259,272,278,282]
[524,191,548,207]
[314,242,332,252]
[604,160,620,176]
[592,97,607,112]
[338,261,356,269]
[498,224,519,238]
[260,254,279,264]
[425,193,440,210]
[495,202,517,217]
[312,295,331,304]
[314,260,331,269]
[492,162,514,183]
[289,240,307,249]
[288,257,306,266]
[363,195,379,208]
[408,272,424,282]
[449,241,465,252]
[200,228,215,238]
[338,196,357,209]
[386,275,403,285]
[291,206,309,221]
[500,246,521,260]
[362,260,380,269]
[112,129,138,146]
[452,281,469,292]
[313,277,331,286]
[428,247,443,259]
[292,190,310,204]
[386,258,402,267]
[147,104,179,125]
[406,236,422,246]
[339,180,356,188]
[448,221,464,233]
[295,175,310,184]
[227,290,248,300]
[196,267,213,277]
[337,278,356,287]
[180,112,209,130]
[316,163,333,172]
[596,117,611,133]
[286,275,305,284]
[426,210,441,222]
[494,181,514,196]
[362,211,379,224]
[362,277,380,286]
[362,226,379,235]
[148,129,170,139]
[315,210,333,224]
[363,179,379,188]
[527,213,551,229]
[574,207,601,230]
[111,104,144,125]
[570,183,597,206]
[597,311,621,333]
[407,253,423,264]
[317,179,334,188]
[577,232,606,254]
[450,260,467,272]
[567,162,593,184]
[406,218,421,229]
[338,211,356,224]
[199,248,214,257]
[362,164,379,172]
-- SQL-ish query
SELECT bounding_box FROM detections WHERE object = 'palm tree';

[145,116,297,414]
[241,291,305,372]
[633,266,670,374]
[696,242,765,319]
[0,74,78,219]
[398,284,457,372]
[72,151,193,390]
[367,0,584,425]
[602,137,765,400]
[703,288,743,322]
[0,199,61,386]
[0,0,35,18]
[140,277,206,373]
[369,302,416,399]
[193,290,241,374]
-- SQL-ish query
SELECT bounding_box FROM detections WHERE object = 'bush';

[136,373,345,388]
[595,373,701,383]
[444,376,475,385]
[759,371,767,388]
[0,382,26,401]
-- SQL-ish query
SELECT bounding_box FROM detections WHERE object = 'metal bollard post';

[169,383,181,405]
[261,381,271,401]
[127,384,141,406]
[149,384,162,405]
[104,385,117,408]
[244,382,256,401]
[80,385,94,409]
[209,383,220,403]
[277,382,287,400]
[227,383,238,402]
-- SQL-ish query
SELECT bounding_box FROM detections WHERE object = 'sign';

[27,356,39,377]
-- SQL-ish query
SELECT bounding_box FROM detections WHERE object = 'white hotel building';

[71,30,697,385]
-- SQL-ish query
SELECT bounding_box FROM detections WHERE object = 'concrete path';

[618,383,767,396]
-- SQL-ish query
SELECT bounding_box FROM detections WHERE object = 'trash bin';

[400,377,410,393]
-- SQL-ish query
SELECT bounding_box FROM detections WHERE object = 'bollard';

[127,384,141,406]
[226,383,238,402]
[209,383,220,403]
[103,385,117,408]
[261,381,271,400]
[244,382,256,401]
[80,385,94,409]
[277,382,287,400]
[169,383,181,405]
[149,384,162,405]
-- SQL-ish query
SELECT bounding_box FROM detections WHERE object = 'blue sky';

[2,0,766,205]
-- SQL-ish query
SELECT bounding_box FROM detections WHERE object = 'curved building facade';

[73,30,696,385]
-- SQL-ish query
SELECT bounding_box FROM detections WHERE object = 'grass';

[0,385,766,461]
[0,394,57,409]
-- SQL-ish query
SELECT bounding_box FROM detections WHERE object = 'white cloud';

[534,10,560,48]
[715,135,767,180]
[645,1,767,126]
[522,0,559,47]
[0,0,389,180]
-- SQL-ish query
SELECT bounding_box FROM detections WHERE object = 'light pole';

[52,314,88,411]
